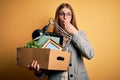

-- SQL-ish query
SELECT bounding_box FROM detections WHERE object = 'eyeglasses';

[59,13,72,17]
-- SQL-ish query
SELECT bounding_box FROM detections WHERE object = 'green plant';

[24,40,40,48]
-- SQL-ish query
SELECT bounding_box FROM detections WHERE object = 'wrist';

[72,30,78,35]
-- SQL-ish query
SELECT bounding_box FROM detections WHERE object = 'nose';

[64,14,67,19]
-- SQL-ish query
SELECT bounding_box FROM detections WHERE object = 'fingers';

[36,64,40,71]
[63,20,77,35]
[28,60,40,71]
[63,21,73,33]
[31,60,35,68]
[33,60,38,69]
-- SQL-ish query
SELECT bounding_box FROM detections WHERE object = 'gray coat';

[35,30,94,80]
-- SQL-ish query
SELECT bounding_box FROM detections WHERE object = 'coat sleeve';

[72,30,94,60]
[34,71,46,78]
[34,70,49,79]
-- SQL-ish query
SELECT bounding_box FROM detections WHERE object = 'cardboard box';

[17,47,70,71]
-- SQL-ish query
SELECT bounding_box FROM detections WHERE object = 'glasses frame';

[59,12,72,17]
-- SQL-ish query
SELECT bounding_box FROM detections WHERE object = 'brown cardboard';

[17,47,70,71]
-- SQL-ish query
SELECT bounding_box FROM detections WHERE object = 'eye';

[59,13,72,17]
[59,13,65,16]
[67,13,72,16]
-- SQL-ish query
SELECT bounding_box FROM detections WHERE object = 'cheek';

[68,18,72,22]
[58,16,64,21]
[66,18,72,22]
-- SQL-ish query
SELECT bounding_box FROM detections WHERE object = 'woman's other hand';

[27,60,42,73]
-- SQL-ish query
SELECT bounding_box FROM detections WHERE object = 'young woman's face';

[58,7,72,24]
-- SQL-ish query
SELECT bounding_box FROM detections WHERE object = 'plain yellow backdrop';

[0,0,120,80]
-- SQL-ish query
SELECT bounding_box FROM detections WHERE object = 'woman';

[29,3,94,80]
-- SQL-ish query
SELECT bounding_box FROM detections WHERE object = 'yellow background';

[0,0,120,80]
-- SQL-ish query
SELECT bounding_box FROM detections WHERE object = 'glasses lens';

[59,13,72,17]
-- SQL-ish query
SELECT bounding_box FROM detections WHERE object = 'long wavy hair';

[53,3,78,33]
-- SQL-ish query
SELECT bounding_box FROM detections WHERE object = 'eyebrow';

[59,11,72,13]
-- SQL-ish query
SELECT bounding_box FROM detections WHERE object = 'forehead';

[59,7,72,13]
